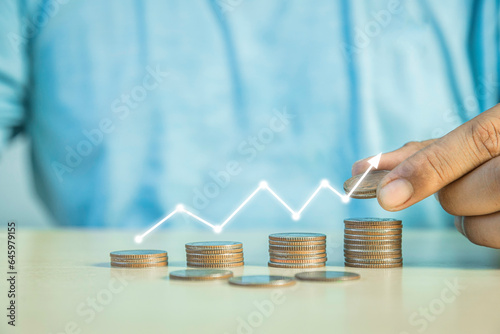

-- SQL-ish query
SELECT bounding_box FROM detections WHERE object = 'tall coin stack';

[185,241,244,268]
[344,218,402,268]
[268,233,327,268]
[110,250,168,268]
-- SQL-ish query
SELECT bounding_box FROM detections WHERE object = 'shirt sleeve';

[0,0,28,156]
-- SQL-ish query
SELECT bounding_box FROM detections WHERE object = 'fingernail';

[378,179,414,209]
[433,192,440,204]
[454,216,466,237]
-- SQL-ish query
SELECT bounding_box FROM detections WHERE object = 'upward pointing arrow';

[134,152,384,243]
[344,152,383,200]
[368,152,382,169]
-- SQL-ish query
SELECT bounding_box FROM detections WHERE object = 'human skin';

[352,104,500,249]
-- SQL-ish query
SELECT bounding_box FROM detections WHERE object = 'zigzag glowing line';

[134,154,382,243]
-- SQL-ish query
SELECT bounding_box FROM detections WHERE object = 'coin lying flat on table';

[295,271,360,282]
[343,170,390,199]
[169,269,233,281]
[228,275,296,287]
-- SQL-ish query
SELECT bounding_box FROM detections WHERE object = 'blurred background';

[0,137,52,228]
[1,0,498,231]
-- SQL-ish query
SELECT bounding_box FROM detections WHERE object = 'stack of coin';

[344,218,402,268]
[268,233,327,268]
[185,241,244,268]
[110,250,168,268]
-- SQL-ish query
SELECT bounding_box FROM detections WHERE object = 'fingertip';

[377,178,414,211]
[351,158,369,176]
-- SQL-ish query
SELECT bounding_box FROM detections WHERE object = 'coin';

[269,257,327,264]
[344,253,401,259]
[344,218,402,225]
[269,240,326,246]
[269,253,327,259]
[169,269,233,281]
[345,257,402,264]
[269,249,328,255]
[186,254,243,260]
[344,228,402,235]
[344,234,401,240]
[344,223,402,230]
[185,241,242,249]
[344,249,401,255]
[110,250,168,259]
[343,170,390,199]
[345,261,402,268]
[344,242,401,248]
[110,261,168,268]
[269,233,326,242]
[344,238,401,245]
[187,262,244,268]
[295,271,360,282]
[110,256,168,263]
[268,261,326,268]
[185,248,243,255]
[269,244,326,251]
[228,275,296,287]
[186,257,244,264]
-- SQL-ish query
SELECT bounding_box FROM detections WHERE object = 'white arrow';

[343,152,382,200]
[134,153,382,243]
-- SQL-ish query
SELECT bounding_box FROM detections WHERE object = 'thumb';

[377,104,500,211]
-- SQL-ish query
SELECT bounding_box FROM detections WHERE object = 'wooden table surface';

[1,229,500,334]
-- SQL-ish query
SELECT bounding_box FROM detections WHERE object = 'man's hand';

[352,104,500,249]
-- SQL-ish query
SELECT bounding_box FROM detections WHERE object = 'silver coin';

[109,256,168,263]
[185,241,242,249]
[268,253,327,259]
[343,170,390,199]
[269,239,326,246]
[269,244,326,251]
[344,218,402,225]
[345,261,403,268]
[344,257,403,264]
[269,233,326,241]
[344,249,401,254]
[295,271,360,282]
[228,275,296,287]
[169,269,233,281]
[110,250,168,258]
[268,261,326,268]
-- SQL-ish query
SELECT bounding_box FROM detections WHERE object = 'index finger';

[377,104,500,211]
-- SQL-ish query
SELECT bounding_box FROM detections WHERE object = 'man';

[1,0,499,245]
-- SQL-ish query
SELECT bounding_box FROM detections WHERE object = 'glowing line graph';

[134,153,382,243]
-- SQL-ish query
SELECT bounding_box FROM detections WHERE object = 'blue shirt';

[1,0,499,230]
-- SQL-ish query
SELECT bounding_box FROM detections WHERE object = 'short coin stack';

[344,218,402,268]
[268,233,327,268]
[110,250,168,268]
[186,241,244,268]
